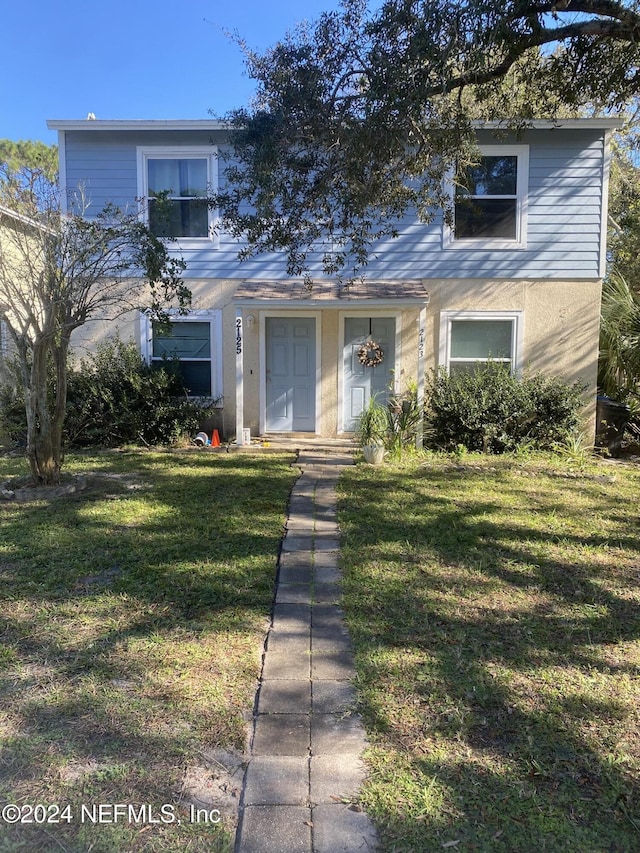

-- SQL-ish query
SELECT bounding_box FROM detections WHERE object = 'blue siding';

[62,127,607,280]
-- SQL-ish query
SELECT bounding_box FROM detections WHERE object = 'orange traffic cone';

[211,429,221,447]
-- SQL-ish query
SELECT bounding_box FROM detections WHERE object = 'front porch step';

[258,434,358,453]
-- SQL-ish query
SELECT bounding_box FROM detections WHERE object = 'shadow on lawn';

[340,464,640,851]
[0,451,296,853]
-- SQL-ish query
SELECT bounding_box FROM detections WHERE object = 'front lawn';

[339,454,640,852]
[0,450,297,853]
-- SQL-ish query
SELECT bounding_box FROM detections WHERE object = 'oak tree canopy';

[216,0,640,278]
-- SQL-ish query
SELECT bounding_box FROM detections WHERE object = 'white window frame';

[444,145,529,250]
[136,146,219,247]
[139,310,223,403]
[438,310,524,375]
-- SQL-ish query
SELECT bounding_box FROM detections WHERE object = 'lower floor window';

[141,313,222,400]
[439,311,523,375]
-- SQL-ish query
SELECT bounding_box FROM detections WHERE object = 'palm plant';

[598,270,640,441]
[599,271,640,398]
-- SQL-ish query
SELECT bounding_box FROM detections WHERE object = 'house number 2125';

[236,318,242,355]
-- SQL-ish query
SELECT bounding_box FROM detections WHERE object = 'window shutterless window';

[152,321,212,396]
[137,147,218,242]
[140,312,223,401]
[439,311,523,375]
[446,145,528,249]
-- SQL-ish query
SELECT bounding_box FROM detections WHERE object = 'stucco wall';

[425,277,601,386]
[67,276,602,440]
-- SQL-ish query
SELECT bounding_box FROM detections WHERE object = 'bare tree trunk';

[25,338,61,485]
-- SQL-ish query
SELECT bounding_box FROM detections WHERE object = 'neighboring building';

[0,203,46,387]
[47,118,617,442]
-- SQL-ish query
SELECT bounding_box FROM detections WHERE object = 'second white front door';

[343,317,396,432]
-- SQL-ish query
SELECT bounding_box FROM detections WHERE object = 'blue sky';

[4,0,341,145]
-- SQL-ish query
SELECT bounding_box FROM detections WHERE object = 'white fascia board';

[46,119,231,132]
[471,118,622,131]
[46,118,621,133]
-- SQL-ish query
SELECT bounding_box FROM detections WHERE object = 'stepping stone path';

[235,452,378,853]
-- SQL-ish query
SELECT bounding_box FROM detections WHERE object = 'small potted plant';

[356,395,389,464]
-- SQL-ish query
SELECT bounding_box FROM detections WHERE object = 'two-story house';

[47,118,617,443]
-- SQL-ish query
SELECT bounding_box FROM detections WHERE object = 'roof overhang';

[472,118,621,130]
[234,279,430,309]
[46,119,231,132]
[47,117,621,134]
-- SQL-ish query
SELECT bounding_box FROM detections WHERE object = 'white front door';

[265,317,316,431]
[343,317,396,432]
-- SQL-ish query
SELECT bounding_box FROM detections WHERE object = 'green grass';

[338,453,640,852]
[0,450,297,853]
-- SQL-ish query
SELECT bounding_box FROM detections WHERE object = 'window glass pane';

[459,156,517,196]
[147,159,207,197]
[449,361,511,377]
[176,361,211,396]
[149,198,208,238]
[450,320,513,359]
[152,322,210,359]
[454,198,516,239]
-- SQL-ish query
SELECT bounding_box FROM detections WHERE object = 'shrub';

[0,376,26,448]
[65,338,210,447]
[425,364,585,453]
[1,339,214,450]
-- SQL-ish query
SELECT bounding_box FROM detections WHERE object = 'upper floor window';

[137,147,217,242]
[447,145,529,249]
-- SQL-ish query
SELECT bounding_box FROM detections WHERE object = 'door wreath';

[358,340,385,367]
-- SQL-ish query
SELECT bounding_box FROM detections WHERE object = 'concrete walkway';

[235,452,379,853]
